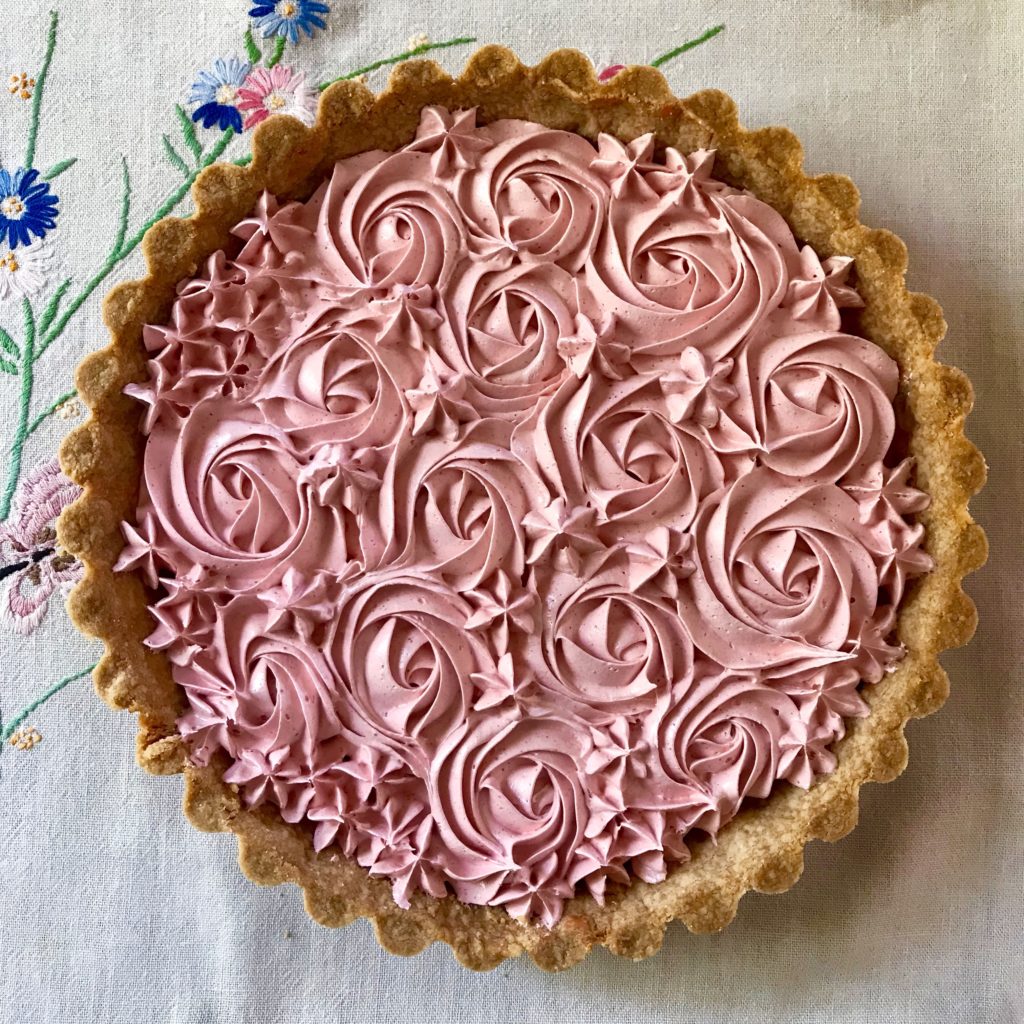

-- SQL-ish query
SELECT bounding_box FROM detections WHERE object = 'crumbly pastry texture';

[59,46,986,971]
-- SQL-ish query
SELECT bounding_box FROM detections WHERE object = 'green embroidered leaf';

[0,326,19,359]
[317,36,477,92]
[162,135,190,178]
[42,157,77,181]
[0,357,17,375]
[267,34,286,69]
[175,103,203,163]
[27,388,77,438]
[0,663,97,745]
[111,157,132,261]
[244,27,262,64]
[24,11,58,169]
[650,24,725,67]
[38,277,72,336]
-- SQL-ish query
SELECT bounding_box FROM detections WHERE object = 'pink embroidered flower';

[0,459,82,635]
[237,65,317,131]
[597,64,627,82]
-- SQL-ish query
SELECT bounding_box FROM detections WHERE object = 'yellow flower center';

[1,196,25,220]
[265,92,287,111]
[278,1,298,17]
[215,84,239,106]
[9,726,42,751]
[7,71,35,99]
[0,252,20,273]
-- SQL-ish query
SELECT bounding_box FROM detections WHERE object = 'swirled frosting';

[120,107,933,927]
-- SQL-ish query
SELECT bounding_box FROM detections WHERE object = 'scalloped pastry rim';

[58,45,987,972]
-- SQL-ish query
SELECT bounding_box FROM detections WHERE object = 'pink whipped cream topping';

[119,108,933,926]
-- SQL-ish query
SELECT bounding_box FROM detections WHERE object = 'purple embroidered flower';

[0,459,82,635]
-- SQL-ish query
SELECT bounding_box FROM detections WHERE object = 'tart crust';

[58,46,987,972]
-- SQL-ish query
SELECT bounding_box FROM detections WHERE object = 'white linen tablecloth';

[1,1,1020,1021]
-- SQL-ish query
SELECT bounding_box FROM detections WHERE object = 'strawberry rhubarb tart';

[60,48,985,970]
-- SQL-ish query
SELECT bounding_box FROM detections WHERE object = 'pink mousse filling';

[118,107,933,926]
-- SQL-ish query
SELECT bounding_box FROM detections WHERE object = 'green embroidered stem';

[38,276,72,335]
[0,301,36,520]
[24,10,59,169]
[244,28,263,65]
[162,135,190,178]
[175,104,203,164]
[26,388,76,438]
[34,131,233,364]
[650,24,725,67]
[267,35,287,70]
[110,157,132,261]
[1,664,96,744]
[317,36,478,91]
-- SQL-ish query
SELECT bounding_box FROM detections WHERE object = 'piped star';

[646,147,718,198]
[846,458,931,526]
[231,190,280,244]
[843,606,904,686]
[786,248,864,326]
[337,745,407,801]
[222,746,291,805]
[114,513,163,587]
[556,311,630,380]
[469,652,537,712]
[262,566,345,631]
[621,526,695,597]
[370,825,448,908]
[406,106,490,176]
[568,844,631,905]
[308,778,360,852]
[522,497,603,574]
[364,283,444,351]
[591,132,662,199]
[404,355,473,438]
[661,347,738,428]
[145,564,220,655]
[464,571,538,654]
[299,443,381,511]
[878,529,934,602]
[491,862,573,928]
[846,461,933,598]
[584,718,652,781]
[582,779,629,840]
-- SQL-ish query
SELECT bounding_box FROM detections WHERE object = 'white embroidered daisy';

[0,238,54,302]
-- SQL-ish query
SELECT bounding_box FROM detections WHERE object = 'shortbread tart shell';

[58,46,987,972]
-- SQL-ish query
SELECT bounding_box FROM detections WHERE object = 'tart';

[59,46,986,971]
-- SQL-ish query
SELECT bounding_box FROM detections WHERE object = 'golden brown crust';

[58,46,987,972]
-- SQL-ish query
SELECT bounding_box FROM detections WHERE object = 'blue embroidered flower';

[249,0,330,43]
[189,57,252,132]
[0,168,59,249]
